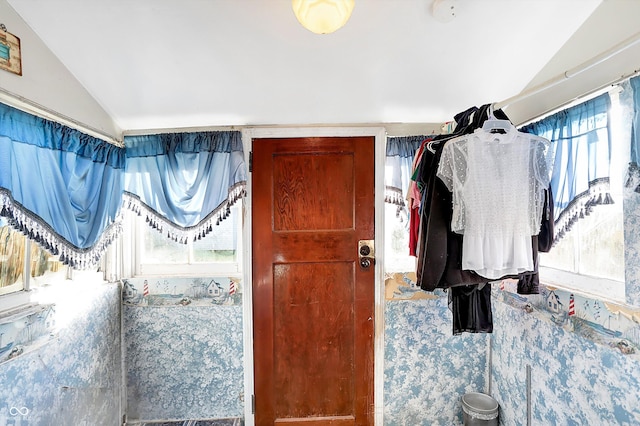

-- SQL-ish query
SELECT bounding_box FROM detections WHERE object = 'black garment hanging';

[414,104,551,334]
[416,104,508,291]
[416,104,550,291]
[449,284,493,335]
[413,105,497,335]
[414,104,556,334]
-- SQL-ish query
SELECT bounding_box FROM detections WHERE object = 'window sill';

[538,266,625,304]
[136,263,242,277]
[0,302,48,323]
[0,290,32,313]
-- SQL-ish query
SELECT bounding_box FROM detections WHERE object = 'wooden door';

[252,136,375,426]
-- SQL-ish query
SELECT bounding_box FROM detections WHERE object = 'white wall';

[0,0,121,141]
[504,0,640,126]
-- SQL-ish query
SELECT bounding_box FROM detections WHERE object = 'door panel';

[273,262,354,418]
[272,152,354,231]
[252,137,375,426]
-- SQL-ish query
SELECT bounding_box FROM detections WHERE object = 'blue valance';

[0,102,125,268]
[385,136,427,206]
[0,102,247,269]
[123,131,246,243]
[520,93,612,243]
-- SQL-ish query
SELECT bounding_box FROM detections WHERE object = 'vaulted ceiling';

[6,0,640,133]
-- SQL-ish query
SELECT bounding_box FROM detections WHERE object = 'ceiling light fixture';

[292,0,355,34]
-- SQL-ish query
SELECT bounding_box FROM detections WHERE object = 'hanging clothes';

[449,284,493,335]
[412,104,553,335]
[407,138,431,256]
[436,120,552,279]
[415,105,493,291]
[414,105,493,335]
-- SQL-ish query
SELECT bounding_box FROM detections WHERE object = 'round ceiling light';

[292,0,356,34]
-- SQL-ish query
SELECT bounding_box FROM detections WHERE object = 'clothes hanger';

[426,106,479,153]
[480,103,514,133]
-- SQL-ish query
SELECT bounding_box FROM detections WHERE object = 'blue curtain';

[123,131,246,243]
[520,93,612,243]
[385,136,426,206]
[0,103,125,268]
[627,75,640,191]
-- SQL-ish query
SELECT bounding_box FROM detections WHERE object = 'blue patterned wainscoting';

[123,277,244,423]
[0,281,122,425]
[384,273,490,425]
[492,285,640,425]
[624,184,640,308]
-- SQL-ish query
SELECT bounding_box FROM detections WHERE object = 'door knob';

[358,240,374,269]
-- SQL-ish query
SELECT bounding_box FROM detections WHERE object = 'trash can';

[461,392,499,426]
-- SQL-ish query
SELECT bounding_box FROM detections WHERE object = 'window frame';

[129,201,244,278]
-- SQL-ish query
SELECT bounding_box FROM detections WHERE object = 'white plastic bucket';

[461,392,499,426]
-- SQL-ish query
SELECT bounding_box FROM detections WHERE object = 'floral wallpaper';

[384,273,490,425]
[624,185,640,308]
[0,281,121,425]
[384,271,640,425]
[492,285,640,425]
[123,277,244,423]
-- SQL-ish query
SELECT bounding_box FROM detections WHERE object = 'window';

[0,220,25,297]
[131,202,243,277]
[0,217,77,310]
[384,203,415,273]
[538,87,629,302]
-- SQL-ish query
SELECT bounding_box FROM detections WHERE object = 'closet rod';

[495,31,640,111]
[0,86,123,147]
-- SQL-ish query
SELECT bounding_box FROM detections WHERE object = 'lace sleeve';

[436,142,455,191]
[532,137,553,186]
[437,138,469,192]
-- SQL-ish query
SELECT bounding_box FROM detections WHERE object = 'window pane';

[384,203,415,273]
[29,243,67,286]
[140,204,240,265]
[193,207,238,263]
[0,222,25,293]
[539,229,577,272]
[142,227,189,264]
[539,205,624,280]
[577,203,624,281]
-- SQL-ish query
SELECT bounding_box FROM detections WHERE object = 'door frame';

[240,127,387,426]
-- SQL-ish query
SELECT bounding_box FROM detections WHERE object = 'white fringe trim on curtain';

[122,182,246,244]
[0,188,123,270]
[553,177,613,245]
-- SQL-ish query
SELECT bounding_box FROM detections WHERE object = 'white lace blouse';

[437,125,552,279]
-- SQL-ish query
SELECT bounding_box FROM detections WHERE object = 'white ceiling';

[6,0,640,133]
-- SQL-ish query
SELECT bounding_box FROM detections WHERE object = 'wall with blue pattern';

[491,289,640,425]
[123,276,244,423]
[383,268,640,425]
[0,281,121,425]
[384,286,489,425]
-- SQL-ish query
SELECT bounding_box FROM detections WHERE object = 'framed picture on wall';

[0,26,22,76]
